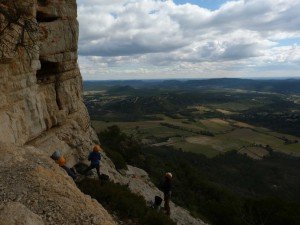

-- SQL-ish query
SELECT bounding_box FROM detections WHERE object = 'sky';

[77,0,300,80]
[173,0,227,10]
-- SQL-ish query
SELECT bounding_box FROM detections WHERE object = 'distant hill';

[84,78,300,94]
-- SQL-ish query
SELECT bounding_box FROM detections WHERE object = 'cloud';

[77,0,300,80]
[78,0,187,56]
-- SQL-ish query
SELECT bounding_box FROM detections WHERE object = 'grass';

[216,109,235,115]
[275,143,300,156]
[238,147,270,160]
[200,118,233,133]
[92,120,196,139]
[208,102,260,111]
[92,115,300,158]
[184,134,247,153]
[173,142,219,158]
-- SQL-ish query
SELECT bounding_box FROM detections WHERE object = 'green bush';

[98,125,141,165]
[106,149,127,170]
[242,198,300,225]
[141,210,176,225]
[77,179,175,225]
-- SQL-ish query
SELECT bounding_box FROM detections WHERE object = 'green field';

[87,82,300,159]
[92,115,300,158]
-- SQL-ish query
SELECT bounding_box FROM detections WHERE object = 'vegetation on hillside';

[84,79,300,225]
[78,179,175,225]
[85,81,300,136]
[98,126,300,225]
[84,78,300,94]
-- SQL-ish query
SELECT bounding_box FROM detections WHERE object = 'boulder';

[0,202,45,225]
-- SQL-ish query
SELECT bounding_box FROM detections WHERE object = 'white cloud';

[78,0,300,80]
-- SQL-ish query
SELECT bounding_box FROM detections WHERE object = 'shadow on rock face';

[74,162,93,176]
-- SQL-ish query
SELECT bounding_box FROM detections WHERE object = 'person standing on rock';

[163,172,173,216]
[84,145,102,180]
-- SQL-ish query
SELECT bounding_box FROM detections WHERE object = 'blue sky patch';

[276,37,300,46]
[173,0,227,10]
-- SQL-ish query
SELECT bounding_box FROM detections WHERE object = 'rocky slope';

[0,1,207,225]
[123,166,208,225]
[0,142,116,225]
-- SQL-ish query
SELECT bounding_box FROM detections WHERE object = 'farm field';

[86,79,300,159]
[92,114,300,158]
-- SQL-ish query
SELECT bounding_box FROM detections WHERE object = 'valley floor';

[92,115,300,159]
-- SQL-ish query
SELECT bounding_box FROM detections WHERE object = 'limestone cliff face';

[0,0,88,147]
[0,0,95,163]
[0,1,116,224]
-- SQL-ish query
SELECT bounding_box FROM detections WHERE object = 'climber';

[163,172,173,216]
[57,156,77,181]
[84,145,102,180]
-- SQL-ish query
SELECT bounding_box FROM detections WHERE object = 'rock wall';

[0,1,117,224]
[0,0,88,147]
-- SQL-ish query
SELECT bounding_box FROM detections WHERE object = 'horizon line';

[83,76,300,82]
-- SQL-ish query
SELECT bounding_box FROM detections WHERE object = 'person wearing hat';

[163,172,173,216]
[84,145,102,180]
[57,156,77,180]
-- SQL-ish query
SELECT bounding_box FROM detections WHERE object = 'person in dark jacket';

[163,172,173,216]
[84,145,102,180]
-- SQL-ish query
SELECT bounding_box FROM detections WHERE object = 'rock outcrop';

[0,142,116,225]
[0,1,207,225]
[123,166,207,225]
[0,202,44,225]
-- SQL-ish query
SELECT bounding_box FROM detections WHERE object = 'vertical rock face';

[0,0,89,147]
[0,1,117,225]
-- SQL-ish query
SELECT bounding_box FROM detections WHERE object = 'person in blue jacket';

[84,145,102,180]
